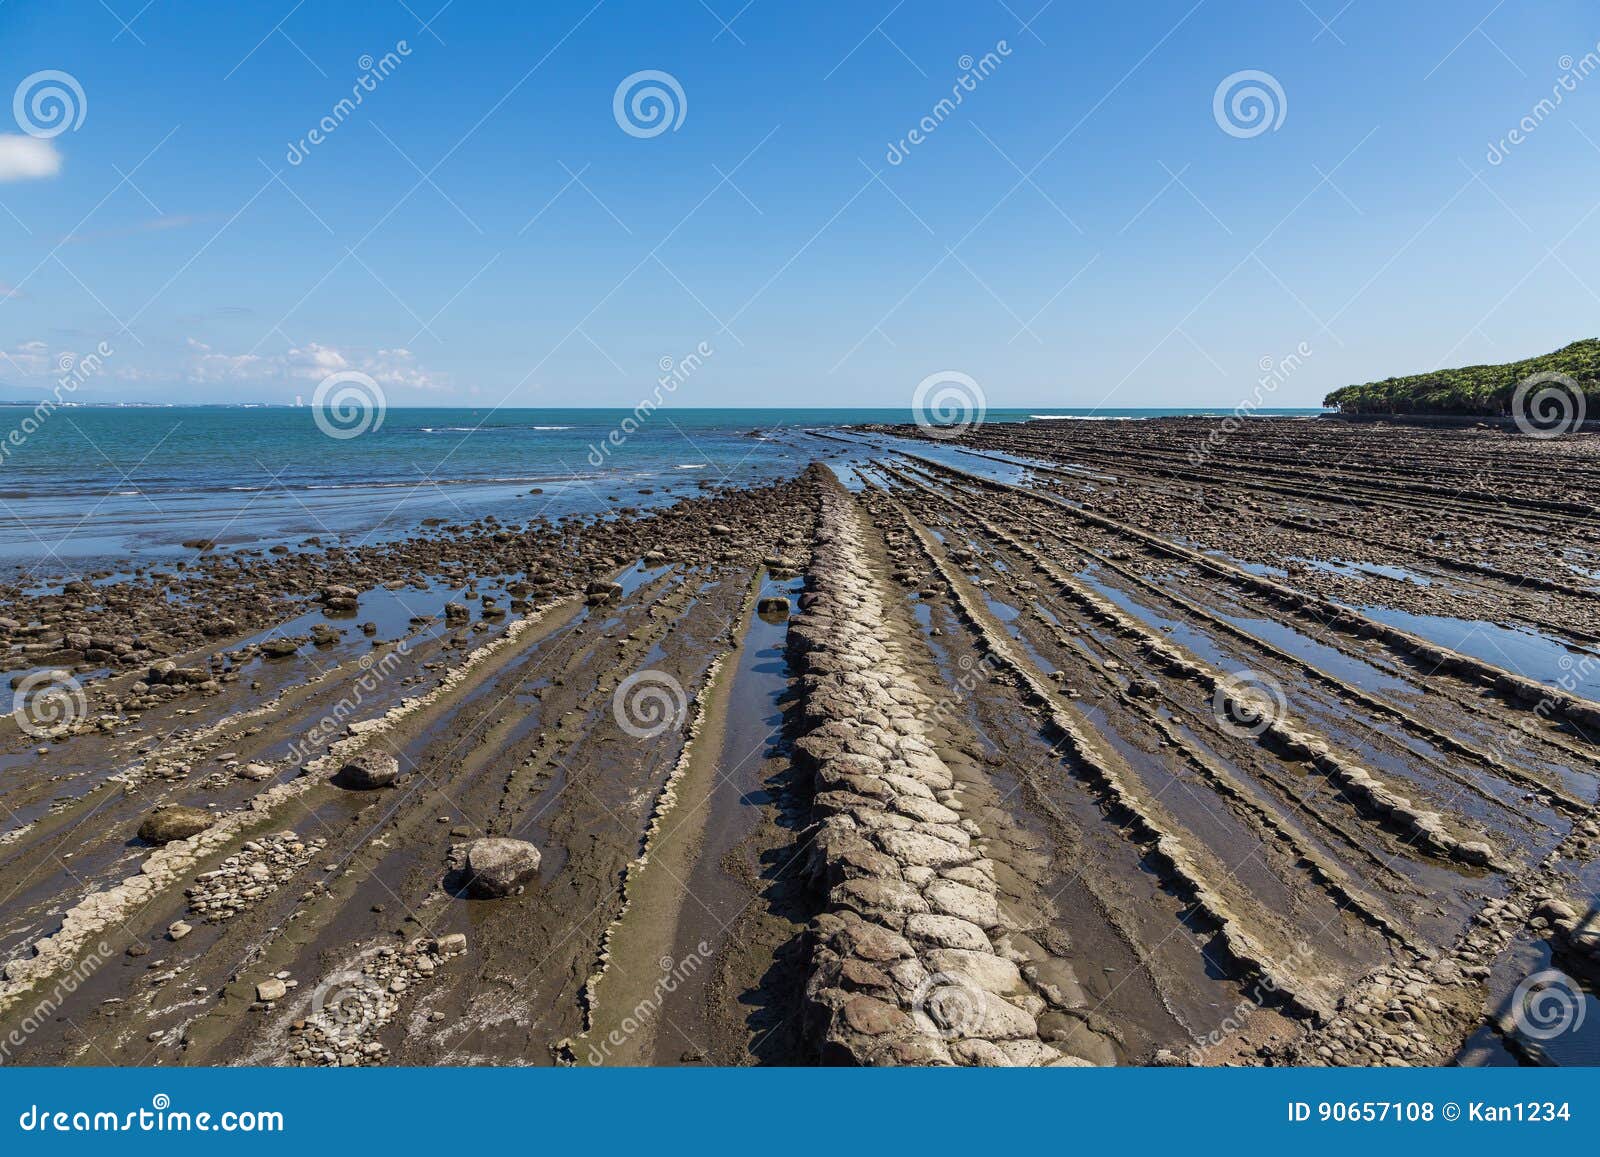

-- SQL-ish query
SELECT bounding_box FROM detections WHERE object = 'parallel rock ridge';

[0,598,570,1009]
[789,480,1082,1066]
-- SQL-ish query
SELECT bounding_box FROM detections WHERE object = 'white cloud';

[0,340,111,381]
[62,214,200,244]
[184,339,447,391]
[0,135,61,182]
[283,342,351,379]
[0,340,51,377]
[185,338,269,383]
[357,348,441,390]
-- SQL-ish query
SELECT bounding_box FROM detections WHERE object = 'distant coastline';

[0,400,1329,412]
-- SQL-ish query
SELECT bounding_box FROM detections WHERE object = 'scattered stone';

[186,832,323,922]
[463,838,542,898]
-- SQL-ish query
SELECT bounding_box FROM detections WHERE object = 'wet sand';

[3,418,1598,1067]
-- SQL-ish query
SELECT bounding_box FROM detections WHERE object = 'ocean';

[0,406,1320,575]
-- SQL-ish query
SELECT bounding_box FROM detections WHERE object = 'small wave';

[1029,414,1142,421]
[675,463,708,470]
[90,476,593,496]
[302,479,466,491]
[420,424,574,433]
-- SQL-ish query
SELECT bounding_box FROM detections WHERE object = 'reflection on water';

[1459,937,1600,1067]
[1353,603,1600,701]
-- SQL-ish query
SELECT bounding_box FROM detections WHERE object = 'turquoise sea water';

[0,406,1319,574]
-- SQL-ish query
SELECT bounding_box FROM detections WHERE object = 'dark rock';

[138,806,214,844]
[336,751,400,790]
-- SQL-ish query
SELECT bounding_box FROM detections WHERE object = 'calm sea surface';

[0,406,1318,575]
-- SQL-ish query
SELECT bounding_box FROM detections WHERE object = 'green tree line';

[1323,338,1600,414]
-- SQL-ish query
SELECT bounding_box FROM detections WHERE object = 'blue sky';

[1,0,1598,408]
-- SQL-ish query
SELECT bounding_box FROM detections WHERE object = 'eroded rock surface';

[789,479,1082,1066]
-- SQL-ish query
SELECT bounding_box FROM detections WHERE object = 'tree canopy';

[1323,339,1600,414]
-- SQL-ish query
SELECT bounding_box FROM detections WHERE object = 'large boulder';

[319,584,360,612]
[336,751,400,790]
[138,806,214,845]
[464,838,541,898]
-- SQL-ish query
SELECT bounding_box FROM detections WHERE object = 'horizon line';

[0,401,1332,411]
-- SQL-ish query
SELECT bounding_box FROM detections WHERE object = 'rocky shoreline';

[2,419,1598,1067]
